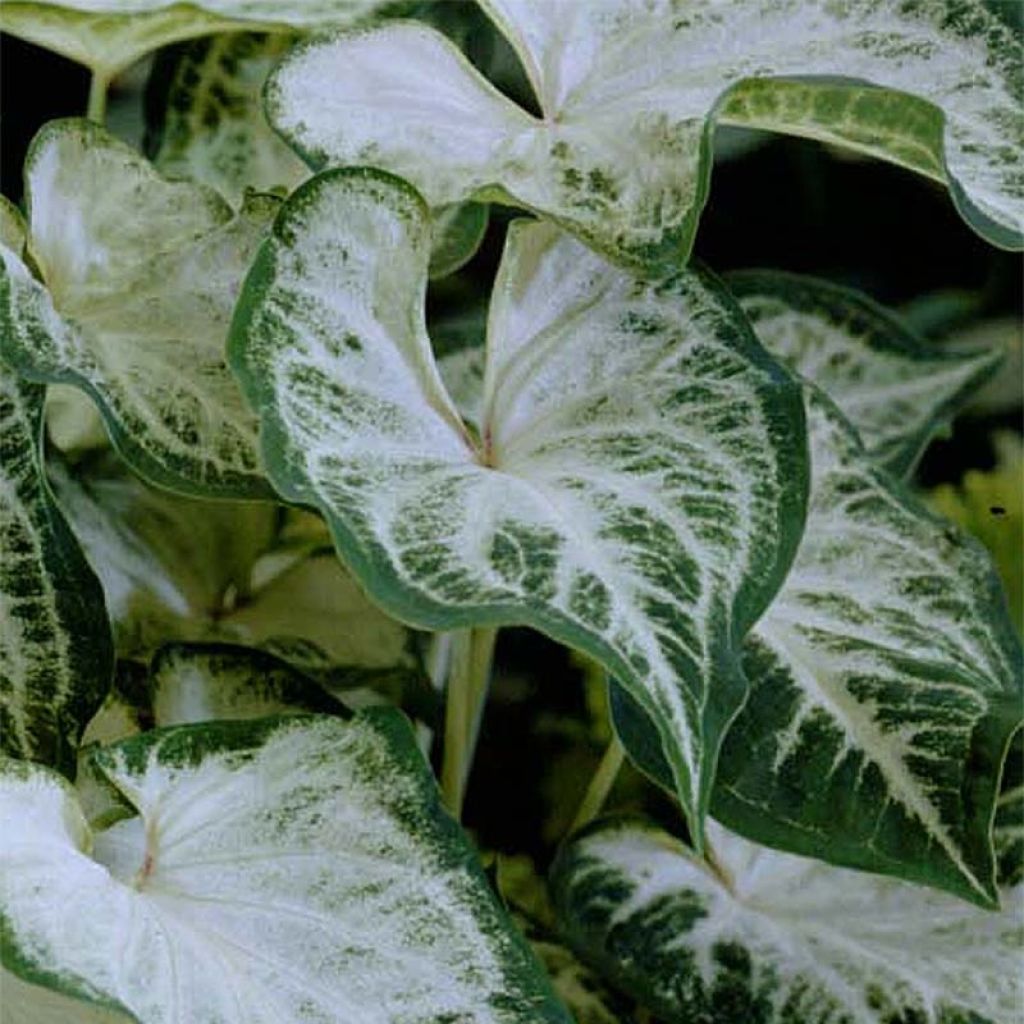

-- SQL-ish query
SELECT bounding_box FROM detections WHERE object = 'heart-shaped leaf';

[267,2,1023,274]
[229,167,808,845]
[728,270,1002,476]
[0,358,113,777]
[551,816,1023,1024]
[2,711,571,1022]
[0,0,394,81]
[613,388,1022,905]
[0,119,275,498]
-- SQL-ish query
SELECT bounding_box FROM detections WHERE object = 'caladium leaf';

[0,0,393,81]
[613,389,1022,905]
[145,31,490,276]
[1,712,572,1023]
[50,454,418,669]
[0,119,276,498]
[229,167,808,844]
[729,270,1002,476]
[551,816,1024,1024]
[266,2,1023,275]
[0,368,113,777]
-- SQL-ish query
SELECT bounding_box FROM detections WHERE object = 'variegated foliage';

[2,712,571,1023]
[267,0,1023,275]
[145,30,489,276]
[0,119,274,498]
[552,817,1023,1024]
[728,270,1002,476]
[50,455,417,671]
[613,387,1022,905]
[229,167,808,845]
[0,0,392,83]
[0,362,112,778]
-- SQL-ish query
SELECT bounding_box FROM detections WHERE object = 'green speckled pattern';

[552,816,1024,1024]
[0,365,112,777]
[229,167,808,844]
[1,711,572,1023]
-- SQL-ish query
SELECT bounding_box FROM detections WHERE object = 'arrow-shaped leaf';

[267,1,1023,274]
[2,711,571,1022]
[0,361,112,777]
[551,816,1023,1024]
[0,119,275,498]
[613,388,1022,905]
[229,167,808,844]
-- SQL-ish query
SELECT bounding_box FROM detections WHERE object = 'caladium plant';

[1,1,1021,1022]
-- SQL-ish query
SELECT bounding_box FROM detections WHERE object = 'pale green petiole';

[569,735,625,835]
[442,626,498,817]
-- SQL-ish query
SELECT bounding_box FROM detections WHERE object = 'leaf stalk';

[441,626,498,817]
[569,736,625,834]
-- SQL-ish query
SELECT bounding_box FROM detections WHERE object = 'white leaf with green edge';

[266,3,1023,276]
[0,368,113,777]
[0,119,276,499]
[148,642,345,726]
[145,31,490,277]
[551,816,1023,1024]
[613,388,1022,906]
[228,167,808,845]
[0,0,393,81]
[728,270,1002,476]
[1,712,572,1023]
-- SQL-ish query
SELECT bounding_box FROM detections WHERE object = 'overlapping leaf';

[613,388,1022,904]
[145,30,489,275]
[1,712,571,1022]
[0,0,393,81]
[229,167,807,843]
[552,817,1023,1024]
[50,454,417,669]
[729,270,1002,475]
[0,364,112,778]
[267,1,1023,274]
[0,119,275,498]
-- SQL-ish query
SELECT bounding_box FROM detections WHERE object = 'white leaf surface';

[729,270,1002,475]
[553,816,1024,1024]
[2,713,571,1022]
[268,1,1022,272]
[0,120,275,498]
[230,167,807,841]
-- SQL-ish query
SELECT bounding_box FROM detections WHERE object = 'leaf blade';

[0,369,113,777]
[230,168,808,843]
[552,816,1023,1024]
[2,712,572,1023]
